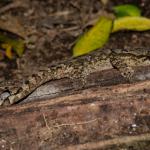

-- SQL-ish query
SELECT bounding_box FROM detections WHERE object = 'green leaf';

[73,16,112,57]
[11,39,25,57]
[112,16,150,32]
[113,4,141,18]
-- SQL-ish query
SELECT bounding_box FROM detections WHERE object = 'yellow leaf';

[2,43,13,59]
[0,29,25,58]
[112,16,150,32]
[73,16,113,57]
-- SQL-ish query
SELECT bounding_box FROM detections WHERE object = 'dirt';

[0,0,150,85]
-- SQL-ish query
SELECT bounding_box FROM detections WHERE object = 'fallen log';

[0,65,150,149]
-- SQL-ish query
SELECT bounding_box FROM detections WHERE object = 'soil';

[0,0,150,87]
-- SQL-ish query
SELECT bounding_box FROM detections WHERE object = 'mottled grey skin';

[0,48,150,106]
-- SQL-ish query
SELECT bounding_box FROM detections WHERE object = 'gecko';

[0,47,150,106]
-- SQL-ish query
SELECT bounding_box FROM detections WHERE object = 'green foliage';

[73,16,112,57]
[113,4,141,18]
[72,4,150,57]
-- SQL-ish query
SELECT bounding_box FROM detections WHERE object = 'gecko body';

[0,48,150,105]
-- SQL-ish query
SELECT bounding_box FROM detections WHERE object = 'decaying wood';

[0,65,150,149]
[21,64,150,104]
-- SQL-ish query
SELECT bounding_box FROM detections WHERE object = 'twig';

[0,1,26,14]
[43,113,100,129]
